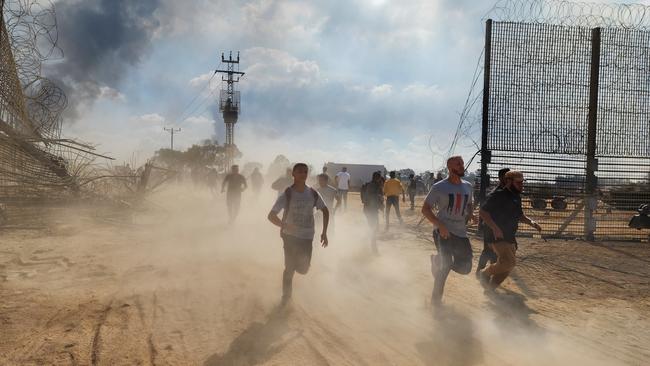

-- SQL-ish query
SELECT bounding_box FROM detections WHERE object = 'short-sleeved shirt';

[223,173,246,195]
[424,178,473,238]
[481,187,523,244]
[383,178,403,197]
[336,172,351,190]
[271,186,327,239]
[316,185,338,210]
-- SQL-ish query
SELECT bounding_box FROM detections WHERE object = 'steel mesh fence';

[482,20,650,241]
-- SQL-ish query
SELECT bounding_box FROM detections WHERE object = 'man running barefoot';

[268,163,329,305]
[421,156,474,306]
[479,170,541,290]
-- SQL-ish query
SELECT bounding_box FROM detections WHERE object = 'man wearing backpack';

[268,163,329,305]
[361,171,384,254]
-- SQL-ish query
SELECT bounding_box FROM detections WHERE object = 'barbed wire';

[3,0,66,140]
[487,0,650,29]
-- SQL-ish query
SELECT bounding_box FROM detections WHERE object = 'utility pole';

[163,127,181,150]
[215,51,245,170]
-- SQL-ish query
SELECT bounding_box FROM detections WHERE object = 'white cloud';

[183,116,213,125]
[131,113,165,124]
[99,86,126,102]
[370,84,393,97]
[403,83,443,99]
[242,47,321,89]
[189,72,214,87]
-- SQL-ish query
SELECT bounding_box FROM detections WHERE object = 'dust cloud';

[0,179,648,365]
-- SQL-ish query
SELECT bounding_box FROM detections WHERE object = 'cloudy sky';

[37,0,520,171]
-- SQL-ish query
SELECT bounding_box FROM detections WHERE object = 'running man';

[361,172,384,254]
[421,156,474,306]
[407,173,417,210]
[479,170,541,290]
[476,167,510,275]
[221,165,247,223]
[335,167,351,211]
[383,171,404,230]
[268,163,329,304]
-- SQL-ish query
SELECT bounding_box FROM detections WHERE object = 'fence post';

[480,19,493,204]
[585,27,601,241]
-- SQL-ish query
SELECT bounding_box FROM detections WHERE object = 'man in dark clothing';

[479,170,541,289]
[476,168,510,275]
[407,174,417,210]
[362,172,384,254]
[222,165,247,223]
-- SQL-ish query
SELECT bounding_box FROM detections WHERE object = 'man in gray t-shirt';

[422,156,475,306]
[268,163,329,305]
[424,178,473,238]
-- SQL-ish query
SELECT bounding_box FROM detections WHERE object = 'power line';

[169,70,218,125]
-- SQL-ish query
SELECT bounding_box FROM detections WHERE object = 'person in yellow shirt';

[383,171,405,230]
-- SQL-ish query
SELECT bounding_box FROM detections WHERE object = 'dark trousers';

[282,235,313,299]
[432,231,473,302]
[408,189,416,210]
[385,195,403,227]
[364,207,380,253]
[226,193,241,222]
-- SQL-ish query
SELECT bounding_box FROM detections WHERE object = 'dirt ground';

[1,187,649,366]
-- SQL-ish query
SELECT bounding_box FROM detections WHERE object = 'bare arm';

[267,210,283,228]
[479,208,503,240]
[520,214,542,231]
[421,201,449,238]
[221,175,228,193]
[320,207,329,247]
[334,194,341,213]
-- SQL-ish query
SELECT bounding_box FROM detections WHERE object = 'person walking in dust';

[361,172,384,255]
[316,174,341,216]
[476,167,510,276]
[407,173,417,210]
[383,171,405,231]
[335,167,351,211]
[250,167,264,197]
[421,156,475,306]
[271,168,293,195]
[221,165,247,223]
[478,170,542,290]
[268,163,329,305]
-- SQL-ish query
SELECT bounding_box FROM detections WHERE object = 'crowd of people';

[220,158,542,308]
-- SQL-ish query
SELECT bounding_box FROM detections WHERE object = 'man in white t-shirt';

[335,167,351,211]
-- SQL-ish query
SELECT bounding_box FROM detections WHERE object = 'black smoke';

[46,0,161,120]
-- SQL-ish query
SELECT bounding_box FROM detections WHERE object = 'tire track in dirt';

[91,300,113,366]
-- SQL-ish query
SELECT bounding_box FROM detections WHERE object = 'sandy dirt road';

[1,187,649,365]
